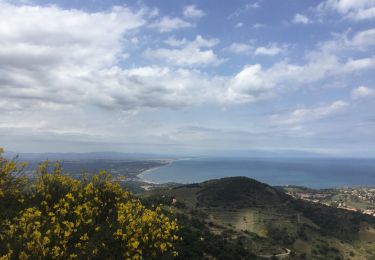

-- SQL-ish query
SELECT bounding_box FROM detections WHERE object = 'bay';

[139,157,375,188]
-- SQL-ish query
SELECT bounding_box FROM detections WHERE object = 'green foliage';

[171,213,257,260]
[0,149,179,260]
[0,148,28,220]
[292,199,375,240]
[267,226,296,245]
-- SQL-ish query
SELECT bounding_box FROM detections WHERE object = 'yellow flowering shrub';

[0,148,27,220]
[0,149,179,259]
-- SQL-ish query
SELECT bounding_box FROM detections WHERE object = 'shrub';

[0,149,179,259]
[0,148,28,220]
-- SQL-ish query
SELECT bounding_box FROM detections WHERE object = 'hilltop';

[142,176,375,259]
[196,177,291,207]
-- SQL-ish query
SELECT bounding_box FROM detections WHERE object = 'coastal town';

[285,186,375,216]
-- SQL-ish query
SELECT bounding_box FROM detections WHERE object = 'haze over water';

[140,158,375,188]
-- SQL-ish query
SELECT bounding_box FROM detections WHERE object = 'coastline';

[136,159,175,184]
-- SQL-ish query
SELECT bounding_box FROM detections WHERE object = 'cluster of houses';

[286,188,375,217]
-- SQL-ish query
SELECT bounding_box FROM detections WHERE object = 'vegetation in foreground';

[0,149,179,259]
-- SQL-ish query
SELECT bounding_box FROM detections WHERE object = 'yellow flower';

[131,241,140,249]
[43,236,50,245]
[19,251,28,260]
[80,233,89,241]
[65,193,74,201]
[0,158,179,259]
[52,246,60,257]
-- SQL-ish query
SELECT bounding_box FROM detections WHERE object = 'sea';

[139,157,375,188]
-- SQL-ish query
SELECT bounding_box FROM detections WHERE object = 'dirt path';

[258,248,291,259]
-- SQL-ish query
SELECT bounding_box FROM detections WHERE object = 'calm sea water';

[139,158,375,188]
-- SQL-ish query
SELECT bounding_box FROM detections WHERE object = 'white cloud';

[273,101,349,124]
[164,37,187,47]
[223,65,275,104]
[0,2,148,109]
[228,2,261,19]
[1,1,374,117]
[351,86,375,99]
[255,44,286,56]
[0,3,221,112]
[0,1,267,113]
[293,13,311,24]
[183,5,205,18]
[277,55,373,87]
[226,43,252,54]
[149,16,192,32]
[311,29,375,53]
[234,22,244,28]
[144,35,222,66]
[350,28,375,49]
[0,3,146,69]
[189,35,219,48]
[226,42,286,56]
[317,0,375,20]
[220,29,375,104]
[342,57,375,72]
[89,66,226,109]
[252,23,266,29]
[0,1,374,155]
[221,33,375,104]
[246,2,261,9]
[143,48,220,67]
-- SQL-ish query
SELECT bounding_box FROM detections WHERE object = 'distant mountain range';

[3,151,180,161]
[4,148,335,161]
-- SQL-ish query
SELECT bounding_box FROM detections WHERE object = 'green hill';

[142,176,375,259]
[196,177,291,208]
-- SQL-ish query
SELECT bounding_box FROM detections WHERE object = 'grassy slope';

[141,177,375,259]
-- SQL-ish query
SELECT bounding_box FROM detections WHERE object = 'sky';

[0,0,374,157]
